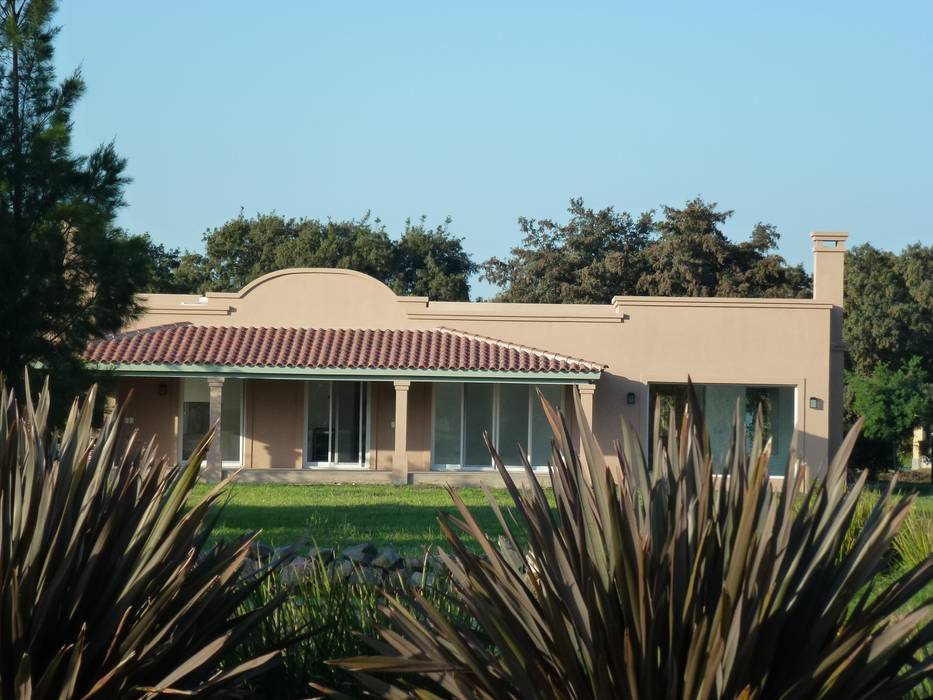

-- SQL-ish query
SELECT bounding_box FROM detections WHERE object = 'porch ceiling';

[84,323,604,382]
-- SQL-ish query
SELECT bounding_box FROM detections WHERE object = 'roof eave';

[87,362,602,384]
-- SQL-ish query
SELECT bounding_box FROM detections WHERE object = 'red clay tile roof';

[84,324,604,375]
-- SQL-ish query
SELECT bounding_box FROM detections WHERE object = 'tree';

[482,197,653,303]
[140,234,205,294]
[843,243,933,476]
[483,197,810,303]
[0,0,151,401]
[844,243,933,377]
[391,216,476,300]
[180,211,475,300]
[638,198,810,298]
[847,357,933,471]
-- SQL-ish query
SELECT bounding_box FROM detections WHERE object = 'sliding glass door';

[180,378,244,465]
[305,381,368,467]
[432,383,564,470]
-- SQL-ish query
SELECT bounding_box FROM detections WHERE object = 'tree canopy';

[157,212,477,301]
[0,0,150,397]
[847,357,933,467]
[482,197,811,303]
[844,242,933,376]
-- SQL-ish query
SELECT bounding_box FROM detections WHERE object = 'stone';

[327,559,353,582]
[274,544,296,560]
[371,547,401,570]
[353,565,384,586]
[280,556,311,585]
[248,542,274,561]
[343,542,377,564]
[408,570,436,588]
[308,546,335,564]
[403,556,426,571]
[239,558,258,579]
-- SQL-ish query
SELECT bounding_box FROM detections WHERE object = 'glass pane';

[433,383,462,466]
[306,381,331,463]
[704,385,746,468]
[746,386,795,476]
[334,382,362,464]
[220,379,242,462]
[648,383,700,449]
[531,384,563,466]
[182,401,210,461]
[498,384,530,466]
[360,384,368,462]
[183,378,209,403]
[463,384,494,467]
[649,383,796,475]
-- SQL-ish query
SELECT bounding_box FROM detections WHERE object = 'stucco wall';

[116,377,179,464]
[246,379,304,469]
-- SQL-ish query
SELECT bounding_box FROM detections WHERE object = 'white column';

[205,378,224,483]
[393,380,411,485]
[577,383,596,459]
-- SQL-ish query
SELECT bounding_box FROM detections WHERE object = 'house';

[84,232,847,485]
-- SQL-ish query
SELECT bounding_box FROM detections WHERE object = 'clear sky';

[55,1,932,297]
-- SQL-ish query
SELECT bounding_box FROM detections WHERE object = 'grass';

[190,483,533,552]
[194,480,933,552]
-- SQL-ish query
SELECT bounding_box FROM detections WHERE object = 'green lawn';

[189,483,527,553]
[190,481,933,555]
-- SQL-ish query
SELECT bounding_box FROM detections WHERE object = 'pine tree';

[0,0,149,405]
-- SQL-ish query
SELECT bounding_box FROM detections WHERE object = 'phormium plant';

[334,386,933,699]
[0,373,289,698]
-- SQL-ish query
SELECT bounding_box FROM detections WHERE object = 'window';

[181,378,243,464]
[432,383,564,470]
[305,381,368,467]
[648,383,796,476]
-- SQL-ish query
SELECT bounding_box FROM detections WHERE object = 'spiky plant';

[0,373,288,698]
[334,387,933,699]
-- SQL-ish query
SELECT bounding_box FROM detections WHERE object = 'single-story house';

[84,232,847,485]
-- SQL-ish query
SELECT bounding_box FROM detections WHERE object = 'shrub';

[0,374,288,697]
[895,512,933,573]
[231,548,465,697]
[336,387,933,698]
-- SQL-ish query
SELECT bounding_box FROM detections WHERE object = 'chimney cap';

[810,231,848,252]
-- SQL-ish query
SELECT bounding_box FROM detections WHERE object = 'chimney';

[811,231,847,460]
[811,232,847,306]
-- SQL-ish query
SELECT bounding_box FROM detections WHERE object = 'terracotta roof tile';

[84,324,603,375]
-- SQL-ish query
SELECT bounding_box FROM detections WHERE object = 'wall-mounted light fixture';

[158,383,168,396]
[626,392,637,405]
[809,397,824,410]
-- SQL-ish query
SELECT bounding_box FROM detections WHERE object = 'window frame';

[645,381,799,478]
[177,378,245,468]
[431,382,565,472]
[302,380,371,470]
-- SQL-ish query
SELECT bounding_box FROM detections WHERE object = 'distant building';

[85,233,847,485]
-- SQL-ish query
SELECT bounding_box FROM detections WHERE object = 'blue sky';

[56,2,932,297]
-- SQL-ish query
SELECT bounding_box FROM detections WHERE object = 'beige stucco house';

[84,232,847,485]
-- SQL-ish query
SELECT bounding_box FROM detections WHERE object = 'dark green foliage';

[847,358,933,469]
[391,217,477,300]
[0,1,153,408]
[0,373,289,697]
[482,197,653,303]
[640,200,811,298]
[844,243,933,377]
[230,551,465,698]
[483,197,811,303]
[842,243,933,475]
[172,211,476,300]
[336,390,933,698]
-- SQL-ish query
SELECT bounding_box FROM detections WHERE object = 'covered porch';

[86,325,603,484]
